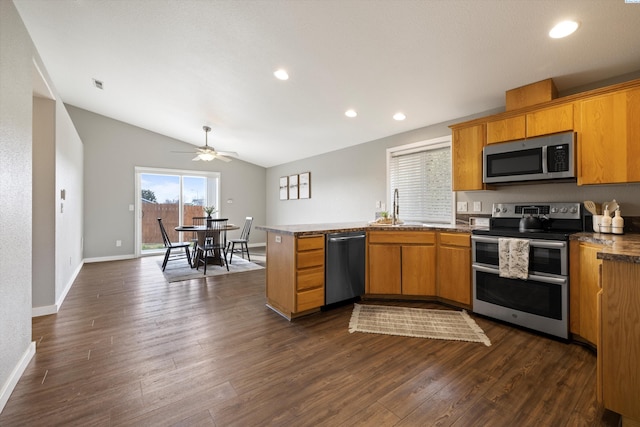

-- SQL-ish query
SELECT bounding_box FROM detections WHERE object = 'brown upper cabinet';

[452,123,486,191]
[576,87,640,185]
[486,103,574,145]
[526,103,574,137]
[486,115,525,144]
[451,78,640,189]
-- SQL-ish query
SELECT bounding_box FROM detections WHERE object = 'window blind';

[389,145,452,223]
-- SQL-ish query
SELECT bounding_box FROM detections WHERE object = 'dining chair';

[227,216,253,264]
[157,218,192,271]
[190,216,208,264]
[194,218,229,274]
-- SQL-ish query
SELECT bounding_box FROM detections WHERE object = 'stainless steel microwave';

[483,132,575,184]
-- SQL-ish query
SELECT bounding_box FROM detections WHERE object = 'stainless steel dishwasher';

[325,231,366,305]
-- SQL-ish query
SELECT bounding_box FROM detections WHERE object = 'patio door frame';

[134,166,220,257]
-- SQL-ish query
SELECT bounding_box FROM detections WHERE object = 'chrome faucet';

[392,188,399,225]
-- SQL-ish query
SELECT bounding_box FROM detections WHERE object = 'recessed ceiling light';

[274,69,289,80]
[393,112,406,121]
[549,20,580,38]
[345,109,357,118]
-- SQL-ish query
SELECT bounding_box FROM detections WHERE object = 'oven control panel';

[492,202,581,219]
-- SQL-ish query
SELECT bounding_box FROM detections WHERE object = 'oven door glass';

[472,236,566,276]
[474,270,564,320]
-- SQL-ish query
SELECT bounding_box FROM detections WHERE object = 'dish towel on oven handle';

[498,238,530,280]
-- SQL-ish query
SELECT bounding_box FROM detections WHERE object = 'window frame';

[386,135,455,225]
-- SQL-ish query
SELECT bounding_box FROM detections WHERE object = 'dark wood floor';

[1,251,619,426]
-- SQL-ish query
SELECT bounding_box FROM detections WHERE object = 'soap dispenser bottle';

[600,206,612,233]
[612,208,624,234]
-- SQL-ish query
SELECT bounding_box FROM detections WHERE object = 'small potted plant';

[204,205,217,217]
[204,205,217,226]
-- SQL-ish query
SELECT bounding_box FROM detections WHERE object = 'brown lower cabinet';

[265,232,324,319]
[569,240,604,346]
[600,260,640,426]
[366,231,471,308]
[437,232,471,306]
[367,231,436,296]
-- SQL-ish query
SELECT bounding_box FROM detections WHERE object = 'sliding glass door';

[135,167,219,256]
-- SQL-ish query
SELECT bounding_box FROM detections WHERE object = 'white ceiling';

[14,0,640,168]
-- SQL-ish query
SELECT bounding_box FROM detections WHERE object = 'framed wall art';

[288,174,299,200]
[279,176,288,200]
[299,172,310,199]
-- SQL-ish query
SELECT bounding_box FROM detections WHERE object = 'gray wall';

[31,59,84,317]
[32,97,56,308]
[66,106,267,260]
[266,112,496,225]
[1,0,35,411]
[1,1,85,410]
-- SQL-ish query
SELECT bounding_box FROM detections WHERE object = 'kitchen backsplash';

[457,181,640,217]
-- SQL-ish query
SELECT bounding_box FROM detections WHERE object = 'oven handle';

[472,264,567,285]
[471,235,566,249]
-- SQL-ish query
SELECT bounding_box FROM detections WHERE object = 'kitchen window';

[387,136,453,224]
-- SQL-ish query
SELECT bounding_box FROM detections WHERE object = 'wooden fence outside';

[142,203,206,246]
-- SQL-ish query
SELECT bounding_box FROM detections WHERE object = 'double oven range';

[471,202,588,339]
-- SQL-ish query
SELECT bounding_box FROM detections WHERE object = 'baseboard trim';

[0,342,36,414]
[84,254,136,263]
[32,304,57,317]
[32,260,84,318]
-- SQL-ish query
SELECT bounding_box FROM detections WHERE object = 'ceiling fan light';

[198,152,215,161]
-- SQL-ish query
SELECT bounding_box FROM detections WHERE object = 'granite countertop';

[256,221,474,236]
[571,232,640,264]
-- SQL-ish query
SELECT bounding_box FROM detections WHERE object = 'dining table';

[175,223,240,267]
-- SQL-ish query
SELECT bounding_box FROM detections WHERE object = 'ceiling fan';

[173,125,238,162]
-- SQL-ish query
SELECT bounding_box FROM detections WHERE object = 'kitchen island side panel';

[266,232,295,318]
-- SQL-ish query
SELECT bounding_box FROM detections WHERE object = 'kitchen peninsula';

[256,222,473,320]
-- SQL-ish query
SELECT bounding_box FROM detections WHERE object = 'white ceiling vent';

[92,78,104,90]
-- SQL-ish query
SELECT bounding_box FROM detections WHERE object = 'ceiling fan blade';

[215,150,239,157]
[213,153,232,162]
[192,156,202,161]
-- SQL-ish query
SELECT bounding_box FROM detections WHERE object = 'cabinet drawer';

[297,266,324,291]
[368,231,436,245]
[439,232,470,247]
[297,235,324,251]
[297,286,324,312]
[297,250,324,269]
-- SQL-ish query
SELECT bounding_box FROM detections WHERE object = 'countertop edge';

[570,232,640,263]
[256,222,474,236]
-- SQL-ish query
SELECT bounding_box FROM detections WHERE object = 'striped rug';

[348,303,491,346]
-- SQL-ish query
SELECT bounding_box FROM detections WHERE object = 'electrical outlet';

[275,235,281,243]
[473,201,482,212]
[376,200,381,209]
[116,240,122,247]
[457,202,468,212]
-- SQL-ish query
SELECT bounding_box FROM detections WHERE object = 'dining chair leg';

[243,243,250,261]
[162,248,171,271]
[184,246,192,267]
[228,242,235,264]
